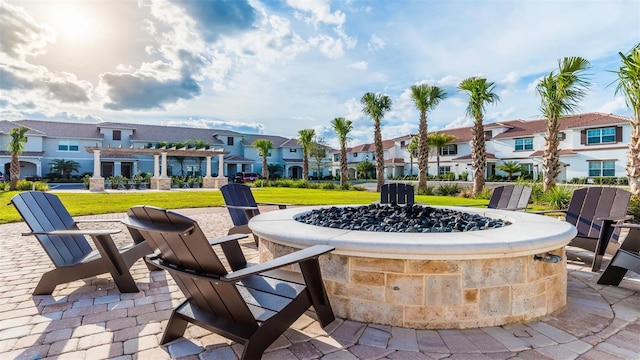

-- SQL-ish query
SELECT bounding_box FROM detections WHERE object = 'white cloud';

[287,0,345,26]
[367,34,385,51]
[594,97,629,115]
[348,61,368,70]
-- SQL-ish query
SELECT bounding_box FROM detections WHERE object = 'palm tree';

[612,43,640,195]
[411,84,447,193]
[8,126,29,190]
[537,56,591,191]
[252,139,273,180]
[297,129,315,180]
[496,160,524,181]
[331,117,353,186]
[50,159,80,179]
[361,92,392,192]
[426,132,456,178]
[356,159,375,179]
[406,135,419,176]
[267,163,282,180]
[458,77,501,196]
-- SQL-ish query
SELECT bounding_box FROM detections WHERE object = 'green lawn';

[0,188,491,224]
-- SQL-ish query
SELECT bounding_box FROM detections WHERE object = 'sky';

[1,0,639,149]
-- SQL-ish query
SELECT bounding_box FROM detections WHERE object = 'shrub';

[320,182,338,190]
[457,187,474,198]
[628,194,640,223]
[542,186,573,209]
[475,186,492,200]
[436,183,462,196]
[340,182,352,190]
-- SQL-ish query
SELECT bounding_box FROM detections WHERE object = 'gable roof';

[241,134,292,148]
[13,120,101,138]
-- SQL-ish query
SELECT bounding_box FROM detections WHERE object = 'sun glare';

[49,7,99,43]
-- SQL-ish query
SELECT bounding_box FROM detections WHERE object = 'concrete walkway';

[0,206,638,360]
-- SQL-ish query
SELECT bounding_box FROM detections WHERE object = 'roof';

[14,120,102,138]
[530,149,578,157]
[241,134,292,148]
[0,150,45,157]
[453,152,498,160]
[348,140,396,152]
[490,113,629,139]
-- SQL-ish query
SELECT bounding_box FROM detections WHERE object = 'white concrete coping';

[248,205,578,260]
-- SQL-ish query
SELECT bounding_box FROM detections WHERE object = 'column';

[93,150,102,178]
[114,161,122,176]
[161,152,168,178]
[153,154,160,178]
[205,156,212,178]
[217,153,225,178]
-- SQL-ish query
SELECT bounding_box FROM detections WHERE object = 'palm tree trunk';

[543,117,561,192]
[340,145,348,186]
[262,156,269,180]
[417,113,428,193]
[374,120,384,192]
[303,151,309,180]
[627,124,640,194]
[472,119,486,195]
[10,155,19,190]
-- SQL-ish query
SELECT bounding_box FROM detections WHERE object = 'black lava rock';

[294,204,511,233]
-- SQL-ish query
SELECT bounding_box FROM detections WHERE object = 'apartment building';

[330,113,632,182]
[0,112,632,183]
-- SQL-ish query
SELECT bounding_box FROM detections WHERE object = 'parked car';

[233,172,260,183]
[0,173,6,182]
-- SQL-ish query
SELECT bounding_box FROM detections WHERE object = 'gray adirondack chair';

[220,183,289,244]
[536,187,632,271]
[10,191,152,295]
[597,223,640,286]
[122,205,335,359]
[462,184,532,211]
[380,183,415,205]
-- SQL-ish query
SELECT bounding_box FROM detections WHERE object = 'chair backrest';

[566,187,631,239]
[221,183,259,226]
[10,191,92,267]
[488,185,532,210]
[124,206,259,327]
[380,183,415,205]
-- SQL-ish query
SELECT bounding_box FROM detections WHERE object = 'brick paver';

[1,205,639,359]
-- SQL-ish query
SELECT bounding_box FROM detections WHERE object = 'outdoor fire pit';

[249,205,576,329]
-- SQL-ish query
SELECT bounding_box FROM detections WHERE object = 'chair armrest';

[611,222,640,229]
[502,206,528,211]
[207,233,248,246]
[121,216,195,234]
[23,228,121,236]
[75,219,123,223]
[531,209,568,215]
[221,245,334,282]
[224,205,259,211]
[256,202,289,209]
[596,215,633,222]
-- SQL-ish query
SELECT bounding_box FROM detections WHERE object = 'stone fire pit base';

[259,241,567,329]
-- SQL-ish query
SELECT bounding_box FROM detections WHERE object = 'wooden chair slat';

[380,183,414,205]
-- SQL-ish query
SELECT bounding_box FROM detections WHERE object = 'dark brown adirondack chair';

[10,191,152,295]
[536,187,632,271]
[380,183,415,205]
[122,206,335,359]
[597,223,640,286]
[221,183,289,244]
[460,185,532,211]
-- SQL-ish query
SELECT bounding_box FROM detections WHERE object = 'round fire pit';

[249,205,576,329]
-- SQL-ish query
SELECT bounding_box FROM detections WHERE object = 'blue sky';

[1,0,638,148]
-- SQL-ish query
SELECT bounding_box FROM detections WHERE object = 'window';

[333,154,340,161]
[484,130,492,140]
[289,148,297,152]
[227,137,234,146]
[586,127,616,144]
[438,166,451,176]
[400,140,405,147]
[440,144,457,156]
[58,140,79,152]
[514,137,533,151]
[522,163,533,174]
[353,152,358,157]
[589,161,615,177]
[112,130,121,141]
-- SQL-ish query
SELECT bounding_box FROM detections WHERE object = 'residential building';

[0,112,631,183]
[329,113,632,182]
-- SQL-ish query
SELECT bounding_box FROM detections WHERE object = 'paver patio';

[0,206,638,359]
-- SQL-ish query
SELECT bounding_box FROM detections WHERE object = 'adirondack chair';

[536,187,632,271]
[10,191,152,295]
[597,223,640,286]
[380,183,415,205]
[459,184,532,211]
[221,183,289,244]
[122,206,335,359]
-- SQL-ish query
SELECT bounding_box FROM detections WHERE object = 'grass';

[0,188,491,224]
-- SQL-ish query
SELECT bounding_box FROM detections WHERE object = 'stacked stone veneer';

[259,240,567,329]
